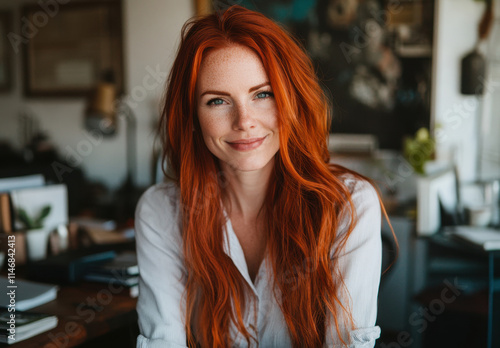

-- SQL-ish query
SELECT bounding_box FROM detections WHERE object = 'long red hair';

[160,5,377,347]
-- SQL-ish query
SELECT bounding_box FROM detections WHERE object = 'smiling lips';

[226,136,267,151]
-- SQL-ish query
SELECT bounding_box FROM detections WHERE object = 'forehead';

[196,44,269,91]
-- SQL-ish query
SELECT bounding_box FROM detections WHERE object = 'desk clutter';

[0,311,58,345]
[0,174,69,263]
[448,226,500,251]
[82,251,139,298]
[0,174,139,344]
[0,250,139,344]
[0,174,135,268]
[417,168,500,235]
[0,277,58,312]
[0,277,59,344]
[27,249,139,298]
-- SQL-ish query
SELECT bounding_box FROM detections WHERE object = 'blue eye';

[256,91,274,99]
[207,98,224,106]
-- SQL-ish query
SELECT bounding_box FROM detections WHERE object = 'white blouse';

[135,176,382,348]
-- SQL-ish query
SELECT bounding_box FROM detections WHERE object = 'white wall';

[431,0,486,182]
[479,2,500,181]
[0,0,194,189]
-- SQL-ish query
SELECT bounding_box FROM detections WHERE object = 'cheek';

[198,112,226,140]
[269,112,280,150]
[268,109,279,133]
[271,132,280,152]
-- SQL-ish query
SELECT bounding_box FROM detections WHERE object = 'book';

[83,274,139,297]
[0,193,12,233]
[27,249,116,284]
[452,226,500,251]
[0,277,58,311]
[82,251,139,297]
[87,251,138,276]
[71,218,135,244]
[83,226,135,244]
[0,174,45,193]
[0,310,58,344]
[82,271,139,298]
[83,273,138,287]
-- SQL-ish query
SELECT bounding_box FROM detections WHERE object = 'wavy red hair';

[160,5,383,347]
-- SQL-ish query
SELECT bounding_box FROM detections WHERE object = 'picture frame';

[22,0,124,97]
[0,11,12,92]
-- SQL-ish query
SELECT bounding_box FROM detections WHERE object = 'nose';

[232,103,256,131]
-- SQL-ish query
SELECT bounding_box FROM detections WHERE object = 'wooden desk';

[11,282,138,347]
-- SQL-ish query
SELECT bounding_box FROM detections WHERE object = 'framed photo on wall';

[22,0,124,97]
[0,11,12,92]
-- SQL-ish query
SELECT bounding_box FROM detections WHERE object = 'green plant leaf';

[34,205,52,228]
[38,205,51,221]
[16,205,52,230]
[17,208,34,229]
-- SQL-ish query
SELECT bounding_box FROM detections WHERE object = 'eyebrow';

[199,82,270,97]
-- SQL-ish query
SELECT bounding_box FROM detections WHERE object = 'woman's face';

[196,44,280,173]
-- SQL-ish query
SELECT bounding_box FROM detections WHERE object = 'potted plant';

[403,127,435,175]
[17,205,52,261]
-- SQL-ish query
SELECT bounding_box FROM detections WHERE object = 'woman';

[136,5,386,348]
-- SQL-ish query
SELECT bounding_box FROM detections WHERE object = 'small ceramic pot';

[26,228,50,261]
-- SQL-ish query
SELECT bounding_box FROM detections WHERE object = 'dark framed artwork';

[0,11,12,92]
[194,0,433,150]
[22,0,124,97]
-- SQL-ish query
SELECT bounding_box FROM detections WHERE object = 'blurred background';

[0,0,500,347]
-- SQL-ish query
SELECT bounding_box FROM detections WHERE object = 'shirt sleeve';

[135,184,188,348]
[326,178,382,348]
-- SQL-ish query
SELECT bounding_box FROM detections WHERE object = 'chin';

[222,155,276,172]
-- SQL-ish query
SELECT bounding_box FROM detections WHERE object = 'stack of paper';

[82,251,139,297]
[0,310,58,344]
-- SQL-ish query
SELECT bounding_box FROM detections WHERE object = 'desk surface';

[11,282,137,347]
[428,230,500,256]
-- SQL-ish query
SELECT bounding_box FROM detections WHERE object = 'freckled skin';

[196,44,280,174]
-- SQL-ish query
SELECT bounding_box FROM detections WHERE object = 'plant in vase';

[17,205,52,261]
[403,127,435,175]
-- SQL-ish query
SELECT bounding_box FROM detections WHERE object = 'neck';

[221,159,274,222]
